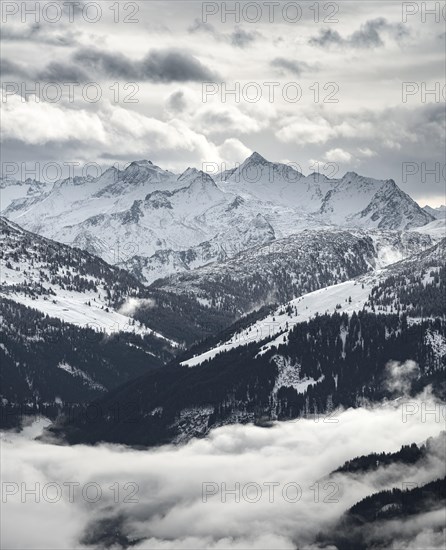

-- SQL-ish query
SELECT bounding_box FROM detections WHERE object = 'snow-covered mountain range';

[1,153,434,283]
[1,153,444,439]
[0,177,51,211]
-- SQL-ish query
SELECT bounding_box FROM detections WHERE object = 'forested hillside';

[0,299,173,427]
[50,312,446,446]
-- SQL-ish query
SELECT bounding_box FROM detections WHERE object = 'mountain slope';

[151,229,434,318]
[320,477,446,550]
[331,431,446,476]
[318,432,446,549]
[49,240,446,447]
[50,311,446,447]
[0,177,51,212]
[0,216,266,353]
[0,217,184,425]
[0,217,176,342]
[0,298,172,427]
[181,237,445,367]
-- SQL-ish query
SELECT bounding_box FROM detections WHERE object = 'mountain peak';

[122,159,169,184]
[187,171,219,190]
[385,178,398,188]
[131,160,153,166]
[177,167,199,181]
[54,175,94,189]
[244,151,268,165]
[177,168,218,191]
[102,166,119,175]
[343,171,360,180]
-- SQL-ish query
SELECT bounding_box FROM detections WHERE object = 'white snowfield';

[0,284,175,344]
[0,179,51,212]
[409,218,446,240]
[0,231,179,347]
[181,277,377,367]
[1,153,434,283]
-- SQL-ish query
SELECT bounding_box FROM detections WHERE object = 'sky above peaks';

[1,0,445,206]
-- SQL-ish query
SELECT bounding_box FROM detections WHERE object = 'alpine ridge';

[1,153,434,283]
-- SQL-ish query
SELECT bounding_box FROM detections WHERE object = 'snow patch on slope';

[57,362,106,391]
[272,355,324,396]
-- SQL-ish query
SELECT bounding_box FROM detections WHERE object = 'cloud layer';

[2,387,445,549]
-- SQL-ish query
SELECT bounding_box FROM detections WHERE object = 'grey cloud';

[35,62,91,83]
[230,26,260,48]
[73,48,136,80]
[350,18,387,48]
[274,102,445,204]
[349,18,407,48]
[1,57,90,83]
[309,28,344,47]
[1,22,79,46]
[270,57,312,77]
[188,18,216,35]
[310,18,410,48]
[142,49,218,82]
[73,47,218,82]
[43,30,80,47]
[384,360,420,394]
[167,90,188,113]
[1,22,41,41]
[61,0,87,15]
[198,110,237,127]
[0,59,29,78]
[189,18,261,48]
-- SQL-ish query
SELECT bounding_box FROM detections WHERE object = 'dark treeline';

[332,431,445,475]
[319,477,446,550]
[368,265,446,317]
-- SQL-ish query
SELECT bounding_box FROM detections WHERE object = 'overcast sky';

[1,0,445,206]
